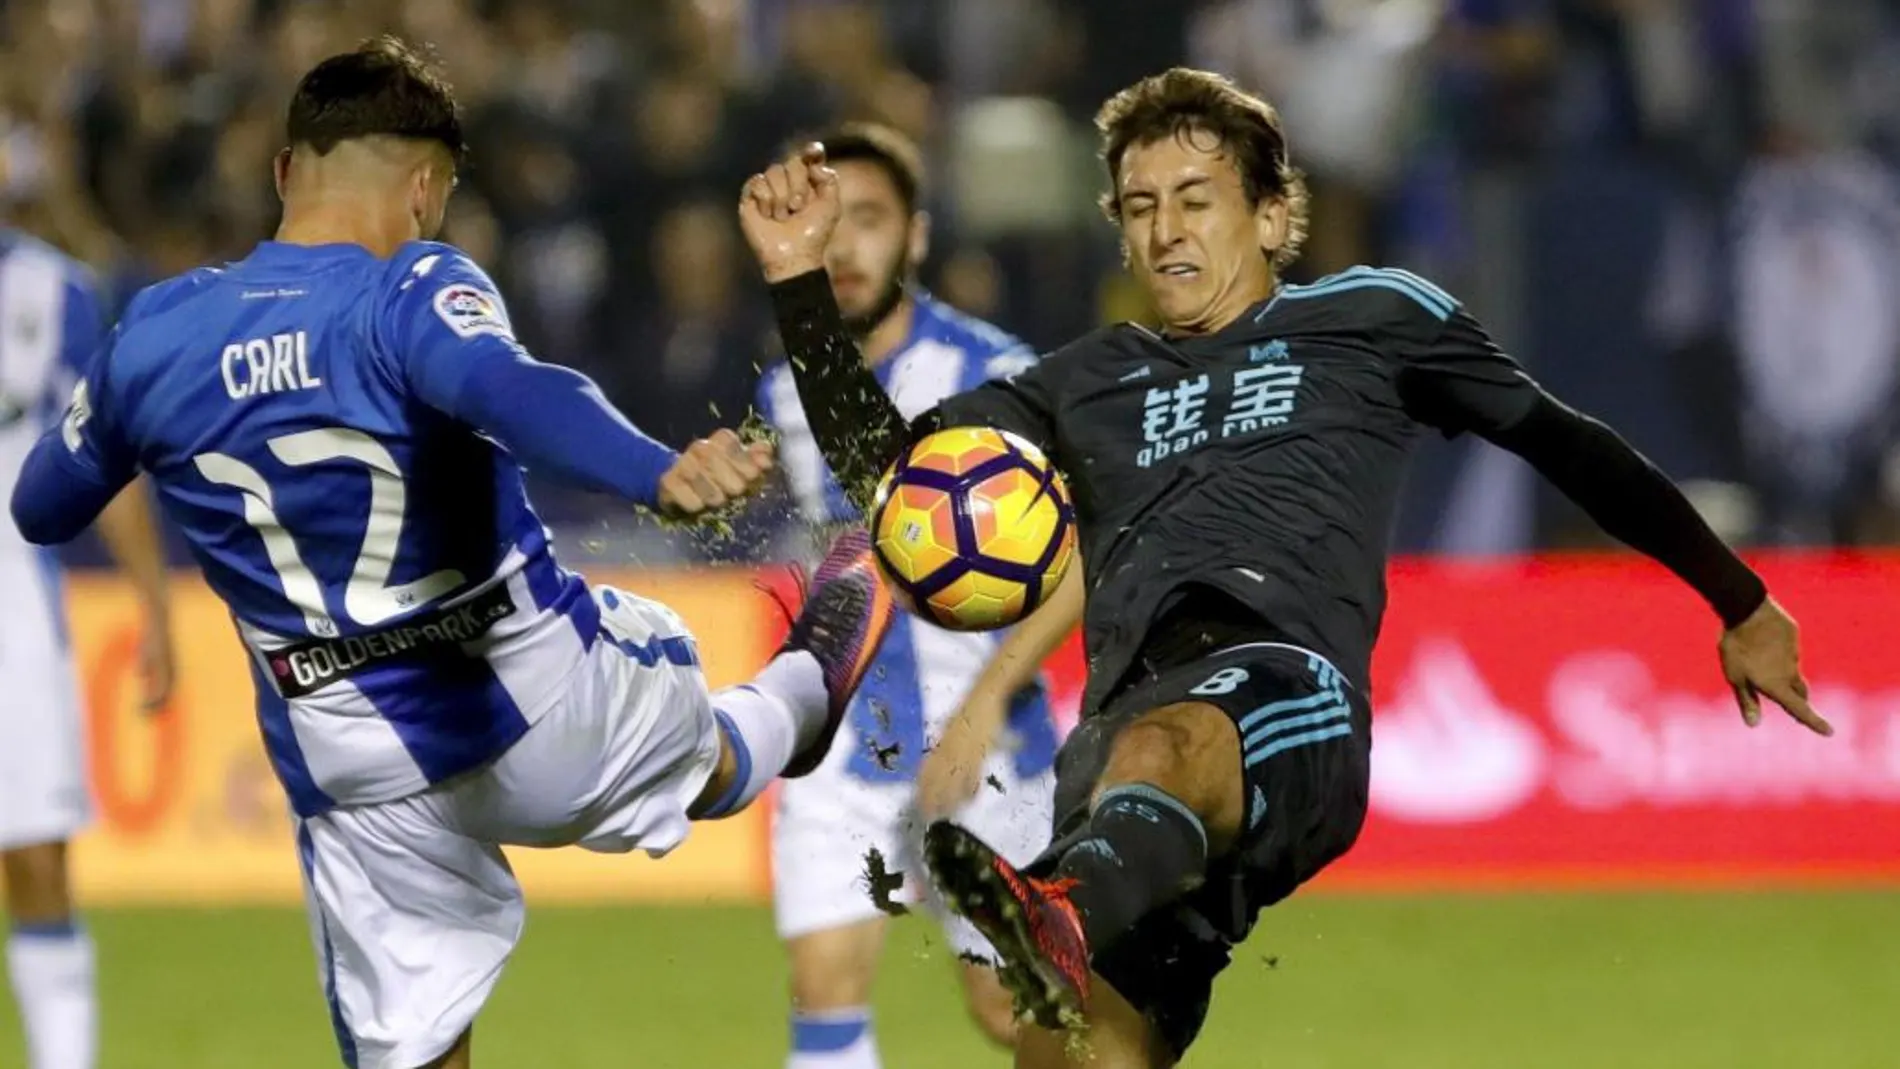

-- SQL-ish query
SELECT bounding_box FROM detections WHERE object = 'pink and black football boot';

[925,820,1091,1030]
[776,529,895,778]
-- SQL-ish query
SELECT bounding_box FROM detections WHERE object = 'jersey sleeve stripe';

[1332,265,1458,312]
[1278,275,1456,320]
[1375,267,1457,311]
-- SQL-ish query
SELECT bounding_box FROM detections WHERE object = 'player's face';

[1115,131,1288,334]
[825,159,927,330]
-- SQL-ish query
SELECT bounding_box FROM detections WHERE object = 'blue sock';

[700,710,758,818]
[789,1008,876,1068]
[10,918,80,939]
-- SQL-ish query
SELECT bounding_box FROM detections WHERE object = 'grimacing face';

[1115,129,1287,335]
[823,158,925,328]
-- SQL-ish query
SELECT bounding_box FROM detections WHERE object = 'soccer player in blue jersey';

[10,39,893,1069]
[756,124,1084,1069]
[0,225,174,1069]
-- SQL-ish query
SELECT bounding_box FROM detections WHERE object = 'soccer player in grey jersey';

[739,67,1830,1069]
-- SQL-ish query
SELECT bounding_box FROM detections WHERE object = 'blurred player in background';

[756,123,1082,1068]
[11,39,895,1069]
[741,69,1829,1069]
[0,222,173,1069]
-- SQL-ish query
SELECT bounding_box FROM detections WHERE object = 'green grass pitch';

[4,891,1895,1067]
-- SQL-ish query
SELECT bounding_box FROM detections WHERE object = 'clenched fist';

[738,142,842,283]
[658,429,775,519]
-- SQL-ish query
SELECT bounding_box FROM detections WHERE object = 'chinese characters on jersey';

[1137,344,1305,468]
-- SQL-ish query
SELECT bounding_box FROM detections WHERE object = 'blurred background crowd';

[5,0,1900,565]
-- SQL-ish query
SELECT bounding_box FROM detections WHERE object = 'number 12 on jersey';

[195,427,464,636]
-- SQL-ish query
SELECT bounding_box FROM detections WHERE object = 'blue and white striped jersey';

[52,240,612,817]
[758,292,1059,782]
[0,229,105,648]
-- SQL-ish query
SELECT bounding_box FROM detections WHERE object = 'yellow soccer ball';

[870,427,1076,631]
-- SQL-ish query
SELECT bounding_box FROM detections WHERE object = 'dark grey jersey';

[768,263,1764,725]
[933,267,1539,711]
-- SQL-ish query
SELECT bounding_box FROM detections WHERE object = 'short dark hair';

[1095,68,1309,269]
[286,36,466,164]
[809,122,925,213]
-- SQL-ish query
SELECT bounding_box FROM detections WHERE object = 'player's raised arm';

[742,145,1063,512]
[741,144,912,511]
[383,252,773,519]
[1396,303,1829,737]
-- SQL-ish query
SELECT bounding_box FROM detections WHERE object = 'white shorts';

[292,587,722,1069]
[0,553,88,851]
[772,734,1055,962]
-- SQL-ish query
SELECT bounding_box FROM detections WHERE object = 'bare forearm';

[95,478,169,615]
[967,564,1085,707]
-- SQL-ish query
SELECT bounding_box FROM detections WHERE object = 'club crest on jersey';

[1249,339,1289,362]
[433,283,513,340]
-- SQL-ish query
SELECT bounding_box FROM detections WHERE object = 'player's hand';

[917,693,1005,821]
[139,618,177,716]
[1718,596,1831,736]
[657,430,775,519]
[738,143,841,283]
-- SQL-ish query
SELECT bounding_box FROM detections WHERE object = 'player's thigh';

[448,586,723,856]
[1015,972,1173,1069]
[1196,646,1372,895]
[0,841,73,923]
[784,918,888,1010]
[1057,644,1369,879]
[772,763,911,945]
[296,797,523,1069]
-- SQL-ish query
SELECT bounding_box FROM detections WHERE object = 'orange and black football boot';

[925,820,1091,1030]
[776,529,895,777]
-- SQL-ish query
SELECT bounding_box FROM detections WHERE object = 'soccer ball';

[870,427,1076,632]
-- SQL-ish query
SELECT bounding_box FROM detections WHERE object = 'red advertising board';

[1038,552,1900,888]
[63,552,1900,902]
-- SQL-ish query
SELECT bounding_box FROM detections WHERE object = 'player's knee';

[1,842,74,924]
[1101,705,1236,807]
[786,929,878,1011]
[789,970,871,1014]
[1098,704,1244,849]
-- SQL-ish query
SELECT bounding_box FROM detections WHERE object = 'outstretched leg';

[922,701,1234,1033]
[692,530,893,819]
[930,645,1369,1063]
